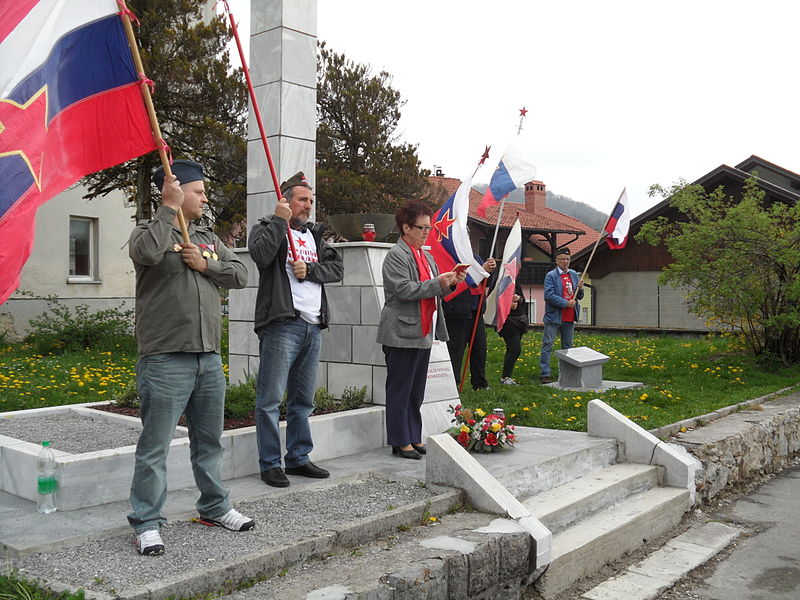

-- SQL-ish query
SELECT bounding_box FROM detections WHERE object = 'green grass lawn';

[1,330,798,432]
[459,329,800,431]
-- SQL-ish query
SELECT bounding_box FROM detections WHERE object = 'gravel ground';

[0,411,184,454]
[11,477,437,596]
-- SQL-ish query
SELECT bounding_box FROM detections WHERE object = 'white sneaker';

[135,529,165,555]
[200,508,256,531]
[500,377,518,385]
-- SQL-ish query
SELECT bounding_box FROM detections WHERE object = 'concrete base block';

[425,433,552,571]
[545,380,643,393]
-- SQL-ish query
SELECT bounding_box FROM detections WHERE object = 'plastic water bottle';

[37,441,57,514]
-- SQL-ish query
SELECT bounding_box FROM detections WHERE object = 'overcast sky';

[225,0,800,218]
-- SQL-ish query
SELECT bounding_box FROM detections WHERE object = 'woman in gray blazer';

[376,200,465,459]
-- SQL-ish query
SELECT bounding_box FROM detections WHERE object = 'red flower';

[468,419,476,425]
[485,433,498,445]
[457,431,470,446]
[482,424,489,432]
[507,433,515,441]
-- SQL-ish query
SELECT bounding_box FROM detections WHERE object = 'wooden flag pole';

[458,278,487,393]
[117,3,190,244]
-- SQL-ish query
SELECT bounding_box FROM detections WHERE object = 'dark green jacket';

[129,205,247,356]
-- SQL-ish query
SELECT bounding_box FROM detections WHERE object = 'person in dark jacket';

[443,256,496,390]
[248,172,343,488]
[497,282,528,385]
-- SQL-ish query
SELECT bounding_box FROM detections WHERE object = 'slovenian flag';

[484,218,522,331]
[425,174,488,299]
[604,188,630,249]
[476,137,537,218]
[0,0,157,304]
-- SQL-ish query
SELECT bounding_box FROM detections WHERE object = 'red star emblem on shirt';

[432,208,456,242]
[297,238,307,247]
[0,86,49,190]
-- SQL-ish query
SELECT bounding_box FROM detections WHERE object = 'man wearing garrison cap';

[127,159,255,556]
[248,171,343,488]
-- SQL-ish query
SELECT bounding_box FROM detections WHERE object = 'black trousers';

[502,333,522,378]
[383,345,431,447]
[445,312,488,389]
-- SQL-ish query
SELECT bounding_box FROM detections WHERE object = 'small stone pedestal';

[549,346,643,392]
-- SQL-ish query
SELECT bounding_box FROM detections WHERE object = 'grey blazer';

[376,238,450,348]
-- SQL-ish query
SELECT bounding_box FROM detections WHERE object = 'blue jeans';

[256,319,321,471]
[540,321,575,377]
[128,352,230,533]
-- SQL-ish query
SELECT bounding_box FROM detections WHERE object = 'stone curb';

[648,385,797,439]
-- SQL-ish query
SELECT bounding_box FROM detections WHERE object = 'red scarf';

[411,246,435,337]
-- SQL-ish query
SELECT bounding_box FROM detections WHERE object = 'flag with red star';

[425,174,488,299]
[485,218,522,330]
[0,1,157,304]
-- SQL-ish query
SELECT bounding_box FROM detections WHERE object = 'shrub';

[112,380,140,409]
[26,298,135,354]
[340,385,367,410]
[225,376,256,419]
[314,387,336,411]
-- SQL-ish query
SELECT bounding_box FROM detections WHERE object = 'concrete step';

[492,434,619,500]
[523,462,662,533]
[224,511,534,600]
[533,485,691,598]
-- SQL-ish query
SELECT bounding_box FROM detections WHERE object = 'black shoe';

[285,461,330,479]
[260,467,289,488]
[473,385,490,391]
[540,375,553,384]
[411,444,427,455]
[392,446,422,460]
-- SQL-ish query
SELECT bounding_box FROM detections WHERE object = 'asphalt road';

[663,464,800,599]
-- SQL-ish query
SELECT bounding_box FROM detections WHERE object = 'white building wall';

[1,185,135,338]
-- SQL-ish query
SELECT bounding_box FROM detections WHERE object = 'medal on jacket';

[198,243,218,261]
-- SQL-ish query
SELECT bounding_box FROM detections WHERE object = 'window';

[69,217,98,281]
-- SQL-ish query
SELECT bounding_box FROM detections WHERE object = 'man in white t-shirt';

[248,172,343,488]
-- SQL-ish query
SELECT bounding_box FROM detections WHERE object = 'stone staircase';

[517,454,690,597]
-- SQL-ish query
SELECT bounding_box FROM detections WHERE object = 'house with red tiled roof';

[427,175,599,324]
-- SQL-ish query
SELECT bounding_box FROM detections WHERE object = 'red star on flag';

[0,87,49,189]
[432,208,456,242]
[504,256,519,280]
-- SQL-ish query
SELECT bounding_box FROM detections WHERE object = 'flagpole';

[570,187,625,298]
[221,0,298,261]
[487,109,527,260]
[457,278,487,393]
[118,3,190,244]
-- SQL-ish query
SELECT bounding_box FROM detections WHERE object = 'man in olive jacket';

[248,172,343,488]
[128,160,254,557]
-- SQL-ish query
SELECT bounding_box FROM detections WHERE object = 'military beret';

[152,159,205,190]
[279,171,312,195]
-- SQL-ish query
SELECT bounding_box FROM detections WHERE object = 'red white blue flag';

[426,174,488,300]
[0,0,157,304]
[476,137,537,218]
[484,218,522,330]
[604,188,630,249]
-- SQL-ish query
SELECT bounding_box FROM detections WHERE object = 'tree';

[82,0,247,245]
[316,42,433,218]
[637,177,800,364]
